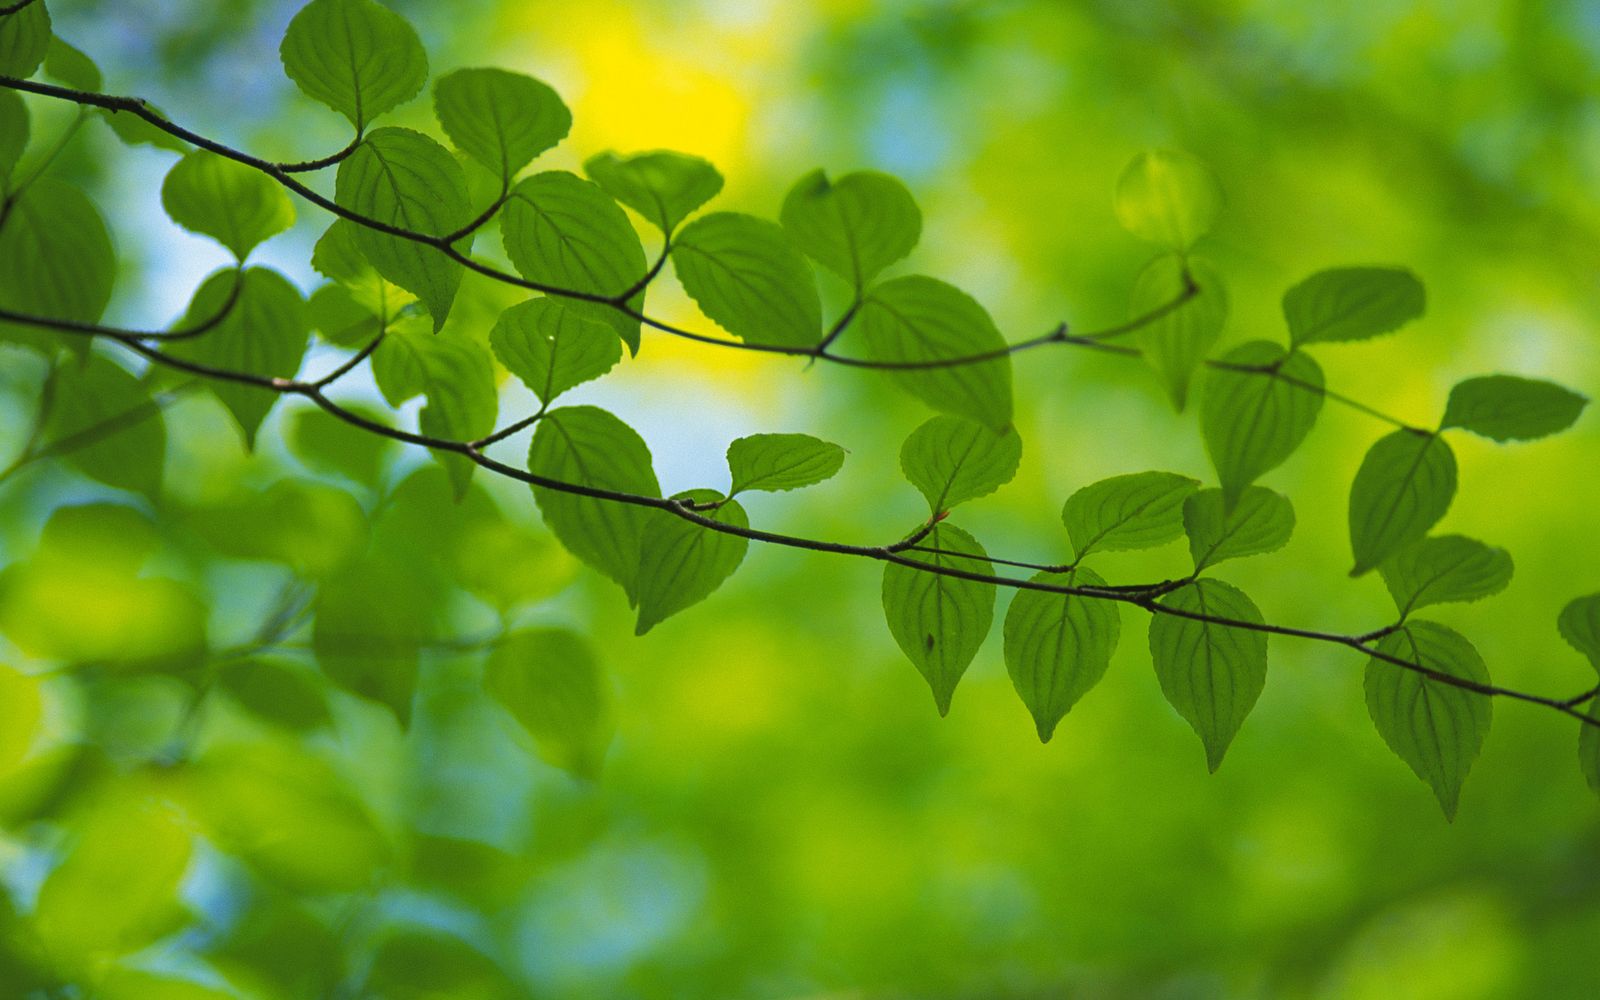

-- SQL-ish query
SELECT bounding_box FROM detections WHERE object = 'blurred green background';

[3,0,1600,997]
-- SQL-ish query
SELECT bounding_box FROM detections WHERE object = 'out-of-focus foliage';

[1,0,1599,998]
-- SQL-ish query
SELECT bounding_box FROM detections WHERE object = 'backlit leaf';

[1380,535,1513,616]
[780,168,921,288]
[1182,486,1295,571]
[161,150,296,259]
[881,523,994,716]
[490,297,621,405]
[585,149,723,233]
[1062,470,1199,558]
[1131,254,1226,410]
[1003,565,1121,742]
[485,628,610,778]
[634,489,748,635]
[1365,621,1491,819]
[0,1,50,79]
[857,275,1014,429]
[1114,149,1221,251]
[1349,430,1457,576]
[1441,374,1588,442]
[1200,340,1323,506]
[526,406,660,603]
[280,0,427,129]
[434,67,570,182]
[726,433,845,495]
[898,414,1021,513]
[672,211,821,349]
[1148,579,1267,772]
[1282,266,1425,346]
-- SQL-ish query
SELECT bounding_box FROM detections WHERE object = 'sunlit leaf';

[0,664,41,776]
[188,479,368,578]
[1131,254,1226,410]
[1282,266,1425,346]
[0,179,115,352]
[280,0,427,129]
[218,657,333,733]
[42,355,165,499]
[526,406,660,603]
[42,36,98,91]
[726,433,845,494]
[1114,149,1221,251]
[1200,340,1323,507]
[490,296,621,405]
[1148,579,1266,771]
[335,128,474,330]
[672,211,822,349]
[1182,486,1295,571]
[415,330,498,497]
[161,150,295,260]
[363,928,520,1000]
[898,414,1021,513]
[635,489,748,635]
[1380,535,1513,616]
[286,402,399,486]
[1365,621,1491,820]
[485,628,611,778]
[1062,470,1199,558]
[1003,565,1120,742]
[882,523,994,716]
[0,88,27,181]
[585,149,723,233]
[1441,374,1588,442]
[171,267,309,447]
[1349,430,1457,576]
[857,275,1014,429]
[433,67,569,182]
[780,168,921,289]
[1558,593,1600,675]
[0,1,51,79]
[501,170,646,352]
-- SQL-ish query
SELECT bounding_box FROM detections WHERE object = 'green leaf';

[43,354,165,499]
[160,150,295,260]
[335,128,474,330]
[1582,713,1600,801]
[501,170,646,352]
[415,331,499,498]
[0,87,27,182]
[313,546,432,723]
[726,433,845,495]
[1062,470,1199,558]
[779,168,921,289]
[1282,266,1425,346]
[585,149,723,233]
[1365,621,1491,820]
[279,0,427,130]
[1557,593,1600,676]
[857,275,1014,429]
[311,217,415,321]
[1148,579,1267,772]
[100,101,189,152]
[43,37,99,91]
[307,283,381,347]
[485,628,610,777]
[190,479,367,578]
[369,319,435,406]
[1440,374,1588,442]
[1132,254,1226,411]
[634,489,748,635]
[219,658,333,733]
[1349,430,1457,576]
[1182,486,1295,571]
[434,67,570,182]
[0,1,50,79]
[1002,565,1120,742]
[490,297,621,405]
[33,788,192,966]
[171,267,309,447]
[1380,535,1513,616]
[287,403,398,486]
[672,211,822,349]
[0,178,115,350]
[882,523,995,716]
[1200,340,1324,506]
[898,414,1021,513]
[1114,149,1221,251]
[363,929,520,1000]
[527,406,660,602]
